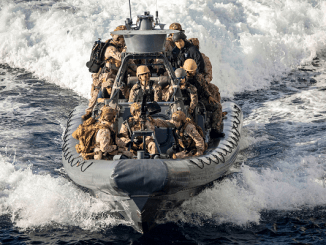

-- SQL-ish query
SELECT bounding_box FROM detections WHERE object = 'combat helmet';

[111,25,127,36]
[130,102,141,116]
[183,59,197,72]
[169,23,183,31]
[175,68,187,79]
[137,65,150,77]
[188,38,199,50]
[172,111,187,123]
[172,31,187,42]
[100,106,117,121]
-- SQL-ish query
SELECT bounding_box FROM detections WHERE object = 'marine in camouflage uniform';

[188,38,220,103]
[183,59,223,135]
[93,106,133,160]
[82,25,128,120]
[72,106,132,160]
[164,68,198,116]
[150,111,205,159]
[164,23,182,52]
[129,65,162,102]
[119,103,158,155]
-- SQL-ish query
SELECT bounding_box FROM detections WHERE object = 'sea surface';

[1,0,326,244]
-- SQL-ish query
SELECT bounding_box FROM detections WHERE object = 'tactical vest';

[95,123,117,146]
[172,120,207,153]
[173,121,196,152]
[134,81,155,102]
[187,76,208,101]
[105,41,124,67]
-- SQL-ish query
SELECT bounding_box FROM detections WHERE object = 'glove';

[208,96,217,104]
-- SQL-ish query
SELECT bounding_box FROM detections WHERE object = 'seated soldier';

[82,25,128,120]
[149,111,206,159]
[119,103,158,155]
[171,32,205,74]
[188,37,220,103]
[72,116,97,160]
[93,106,133,160]
[72,106,132,160]
[129,65,162,102]
[165,22,183,52]
[164,68,198,117]
[183,59,224,137]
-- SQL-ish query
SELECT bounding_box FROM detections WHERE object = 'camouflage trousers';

[94,146,134,160]
[86,87,100,113]
[130,140,157,155]
[208,83,221,103]
[167,145,197,159]
[202,101,222,131]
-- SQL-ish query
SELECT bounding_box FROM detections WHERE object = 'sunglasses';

[177,76,186,80]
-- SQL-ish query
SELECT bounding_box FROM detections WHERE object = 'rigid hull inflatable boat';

[62,12,243,233]
[62,102,242,233]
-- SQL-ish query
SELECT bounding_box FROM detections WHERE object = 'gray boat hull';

[62,101,243,233]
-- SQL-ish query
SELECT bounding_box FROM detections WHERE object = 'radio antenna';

[128,0,132,21]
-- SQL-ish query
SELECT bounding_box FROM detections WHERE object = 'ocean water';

[1,0,326,244]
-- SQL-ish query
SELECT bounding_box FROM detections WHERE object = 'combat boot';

[210,128,225,138]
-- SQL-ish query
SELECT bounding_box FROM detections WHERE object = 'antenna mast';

[129,0,132,21]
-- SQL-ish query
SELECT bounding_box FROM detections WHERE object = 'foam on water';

[1,0,326,231]
[0,0,326,98]
[0,153,128,230]
[170,70,326,227]
[165,145,326,227]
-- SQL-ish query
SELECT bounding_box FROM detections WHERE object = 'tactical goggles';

[177,76,186,80]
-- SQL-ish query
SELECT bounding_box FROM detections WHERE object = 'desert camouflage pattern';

[86,41,129,113]
[128,81,162,102]
[188,74,222,131]
[85,71,104,113]
[105,45,122,67]
[174,122,205,158]
[196,71,221,106]
[93,121,133,160]
[208,83,221,103]
[169,23,182,31]
[164,83,198,111]
[201,52,213,83]
[212,101,223,131]
[152,118,205,159]
[188,38,213,83]
[119,118,158,155]
[72,117,97,159]
[161,85,170,101]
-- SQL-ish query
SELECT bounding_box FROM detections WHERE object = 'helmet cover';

[183,59,197,72]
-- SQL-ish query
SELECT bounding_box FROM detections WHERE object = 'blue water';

[1,58,326,244]
[1,0,326,244]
